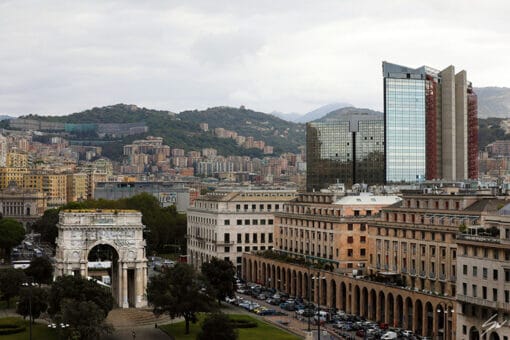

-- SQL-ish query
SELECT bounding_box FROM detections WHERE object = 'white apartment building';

[187,189,297,273]
[456,206,510,340]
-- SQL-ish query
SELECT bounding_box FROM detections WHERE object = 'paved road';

[101,325,170,340]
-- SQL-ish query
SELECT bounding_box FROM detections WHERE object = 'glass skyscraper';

[383,61,478,183]
[306,116,384,191]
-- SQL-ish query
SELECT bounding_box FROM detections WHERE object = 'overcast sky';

[1,0,509,116]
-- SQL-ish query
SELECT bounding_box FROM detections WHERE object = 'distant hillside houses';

[9,118,148,138]
[211,126,273,154]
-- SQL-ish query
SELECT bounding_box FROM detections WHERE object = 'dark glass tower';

[306,116,384,191]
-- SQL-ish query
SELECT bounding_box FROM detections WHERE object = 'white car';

[381,331,398,339]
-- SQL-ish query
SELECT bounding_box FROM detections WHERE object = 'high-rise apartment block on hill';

[383,62,478,183]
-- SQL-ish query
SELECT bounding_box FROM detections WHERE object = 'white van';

[381,331,398,339]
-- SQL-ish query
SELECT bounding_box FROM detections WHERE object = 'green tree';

[197,313,238,340]
[48,275,114,317]
[16,286,48,322]
[0,218,25,258]
[25,256,54,285]
[61,299,113,340]
[148,263,214,334]
[201,258,236,305]
[0,268,26,307]
[31,208,59,247]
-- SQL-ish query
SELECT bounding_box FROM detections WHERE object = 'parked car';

[381,331,398,339]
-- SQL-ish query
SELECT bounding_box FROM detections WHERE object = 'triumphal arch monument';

[54,210,148,308]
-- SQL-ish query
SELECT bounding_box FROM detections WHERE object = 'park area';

[160,313,301,340]
[0,317,57,340]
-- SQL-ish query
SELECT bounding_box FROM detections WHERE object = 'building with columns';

[0,182,47,228]
[243,190,509,339]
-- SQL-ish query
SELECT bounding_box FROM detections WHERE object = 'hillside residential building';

[383,61,478,183]
[456,208,510,340]
[0,183,47,228]
[187,189,297,273]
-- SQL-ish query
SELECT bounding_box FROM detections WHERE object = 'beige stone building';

[275,192,401,272]
[0,167,29,189]
[187,189,297,273]
[6,151,29,168]
[23,172,67,207]
[0,183,47,227]
[66,173,87,202]
[456,208,510,340]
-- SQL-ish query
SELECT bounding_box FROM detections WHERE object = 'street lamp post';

[312,275,326,340]
[437,304,454,340]
[22,278,37,340]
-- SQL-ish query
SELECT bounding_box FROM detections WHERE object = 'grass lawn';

[0,317,57,340]
[160,314,301,340]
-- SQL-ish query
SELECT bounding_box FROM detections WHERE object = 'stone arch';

[369,289,377,321]
[254,261,259,284]
[414,299,423,335]
[55,210,147,308]
[378,290,385,322]
[281,267,287,291]
[291,270,297,296]
[361,287,369,318]
[405,297,413,331]
[304,272,309,301]
[353,285,361,315]
[425,302,434,337]
[262,262,266,284]
[340,282,347,312]
[387,293,394,327]
[436,304,445,339]
[469,326,480,340]
[286,268,291,293]
[330,279,337,309]
[297,271,303,298]
[489,332,500,340]
[321,277,327,306]
[396,295,403,328]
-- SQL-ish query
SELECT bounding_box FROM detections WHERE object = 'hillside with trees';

[15,104,305,159]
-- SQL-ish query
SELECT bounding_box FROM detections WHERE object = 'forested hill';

[179,106,305,153]
[17,104,305,157]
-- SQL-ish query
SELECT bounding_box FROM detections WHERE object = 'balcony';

[419,271,426,278]
[439,273,446,281]
[457,294,497,309]
[410,269,416,276]
[429,272,436,279]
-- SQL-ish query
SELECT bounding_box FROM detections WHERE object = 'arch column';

[326,281,333,308]
[422,304,428,336]
[385,295,391,324]
[121,263,129,308]
[376,293,382,322]
[360,290,366,317]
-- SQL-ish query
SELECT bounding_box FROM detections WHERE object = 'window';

[225,246,230,253]
[462,283,467,295]
[245,234,250,243]
[268,219,274,225]
[494,269,499,280]
[360,224,366,231]
[244,204,248,210]
[237,246,242,252]
[268,233,273,243]
[252,219,258,225]
[244,246,250,251]
[472,284,477,297]
[483,267,488,279]
[236,257,242,264]
[505,290,509,303]
[224,219,230,225]
[260,219,266,225]
[354,210,360,216]
[261,233,265,243]
[348,224,353,231]
[237,233,242,243]
[366,210,372,216]
[237,219,242,225]
[505,269,510,282]
[236,204,240,210]
[253,233,258,243]
[493,288,498,301]
[360,249,366,256]
[360,236,366,243]
[347,236,354,243]
[347,249,353,257]
[252,204,256,210]
[275,204,280,211]
[473,266,478,277]
[224,233,230,243]
[482,286,487,299]
[244,219,250,225]
[267,204,272,211]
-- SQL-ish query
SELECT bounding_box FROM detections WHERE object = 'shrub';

[229,319,257,329]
